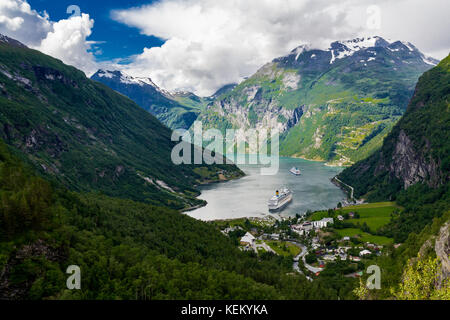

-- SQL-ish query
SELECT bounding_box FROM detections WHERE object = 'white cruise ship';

[268,188,293,211]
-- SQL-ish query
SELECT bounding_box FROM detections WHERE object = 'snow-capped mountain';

[282,36,439,67]
[91,69,200,129]
[196,36,439,166]
[327,36,438,65]
[93,69,165,93]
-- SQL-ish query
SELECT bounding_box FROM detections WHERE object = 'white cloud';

[112,0,360,96]
[0,15,23,31]
[0,0,51,46]
[0,0,97,76]
[112,0,449,96]
[37,14,97,75]
[346,0,450,60]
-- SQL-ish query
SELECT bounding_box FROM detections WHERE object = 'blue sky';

[28,0,164,62]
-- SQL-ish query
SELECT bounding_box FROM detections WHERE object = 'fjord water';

[188,157,346,221]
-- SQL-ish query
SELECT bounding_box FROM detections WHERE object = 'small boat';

[290,167,301,175]
[268,188,293,211]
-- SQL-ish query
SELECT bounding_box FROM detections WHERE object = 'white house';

[312,217,334,229]
[291,222,313,235]
[359,249,372,257]
[337,215,344,221]
[240,232,255,246]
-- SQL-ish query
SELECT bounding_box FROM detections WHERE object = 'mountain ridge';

[0,34,243,210]
[337,54,450,201]
[195,36,438,165]
[91,69,202,130]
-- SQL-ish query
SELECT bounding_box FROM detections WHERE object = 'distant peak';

[285,44,310,61]
[93,69,159,88]
[328,36,436,65]
[331,36,391,51]
[0,33,27,48]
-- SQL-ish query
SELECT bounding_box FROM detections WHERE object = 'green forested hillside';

[0,38,243,210]
[0,140,351,300]
[91,70,202,130]
[338,55,450,201]
[337,55,450,242]
[335,56,450,299]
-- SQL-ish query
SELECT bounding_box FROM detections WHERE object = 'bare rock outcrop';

[435,222,450,289]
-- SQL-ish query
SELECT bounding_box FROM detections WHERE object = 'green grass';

[340,202,401,231]
[310,202,400,231]
[267,241,301,257]
[309,211,331,221]
[309,202,399,245]
[336,228,393,245]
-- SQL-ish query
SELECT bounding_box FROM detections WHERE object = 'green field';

[310,202,400,232]
[309,202,400,245]
[267,241,301,257]
[336,228,393,245]
[341,202,401,231]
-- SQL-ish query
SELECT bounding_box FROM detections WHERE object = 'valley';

[196,37,437,166]
[0,30,448,302]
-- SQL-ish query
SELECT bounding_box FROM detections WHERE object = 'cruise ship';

[290,167,301,175]
[268,188,293,211]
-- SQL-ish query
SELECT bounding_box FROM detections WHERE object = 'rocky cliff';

[338,54,450,200]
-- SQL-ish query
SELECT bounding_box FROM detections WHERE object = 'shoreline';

[184,169,247,213]
[290,154,352,168]
[185,156,348,219]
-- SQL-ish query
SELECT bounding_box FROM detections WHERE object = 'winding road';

[289,241,322,281]
[333,177,354,200]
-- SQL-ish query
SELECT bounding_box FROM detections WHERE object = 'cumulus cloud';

[112,0,449,96]
[0,0,51,45]
[0,0,97,75]
[112,0,362,96]
[37,14,97,75]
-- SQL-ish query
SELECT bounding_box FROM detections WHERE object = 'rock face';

[435,222,450,289]
[338,55,450,200]
[196,36,437,164]
[388,130,442,189]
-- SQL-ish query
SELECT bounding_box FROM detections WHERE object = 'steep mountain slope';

[169,90,212,112]
[337,57,449,299]
[0,35,243,209]
[338,54,450,201]
[197,36,438,165]
[91,70,199,129]
[0,138,322,300]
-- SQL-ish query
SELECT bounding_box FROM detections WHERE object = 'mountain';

[196,36,438,165]
[212,83,238,98]
[91,70,200,129]
[0,34,330,301]
[337,54,450,201]
[169,90,213,111]
[0,35,243,210]
[336,56,450,299]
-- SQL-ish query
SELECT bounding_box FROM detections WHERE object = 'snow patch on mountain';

[95,69,159,88]
[329,36,387,64]
[93,69,184,99]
